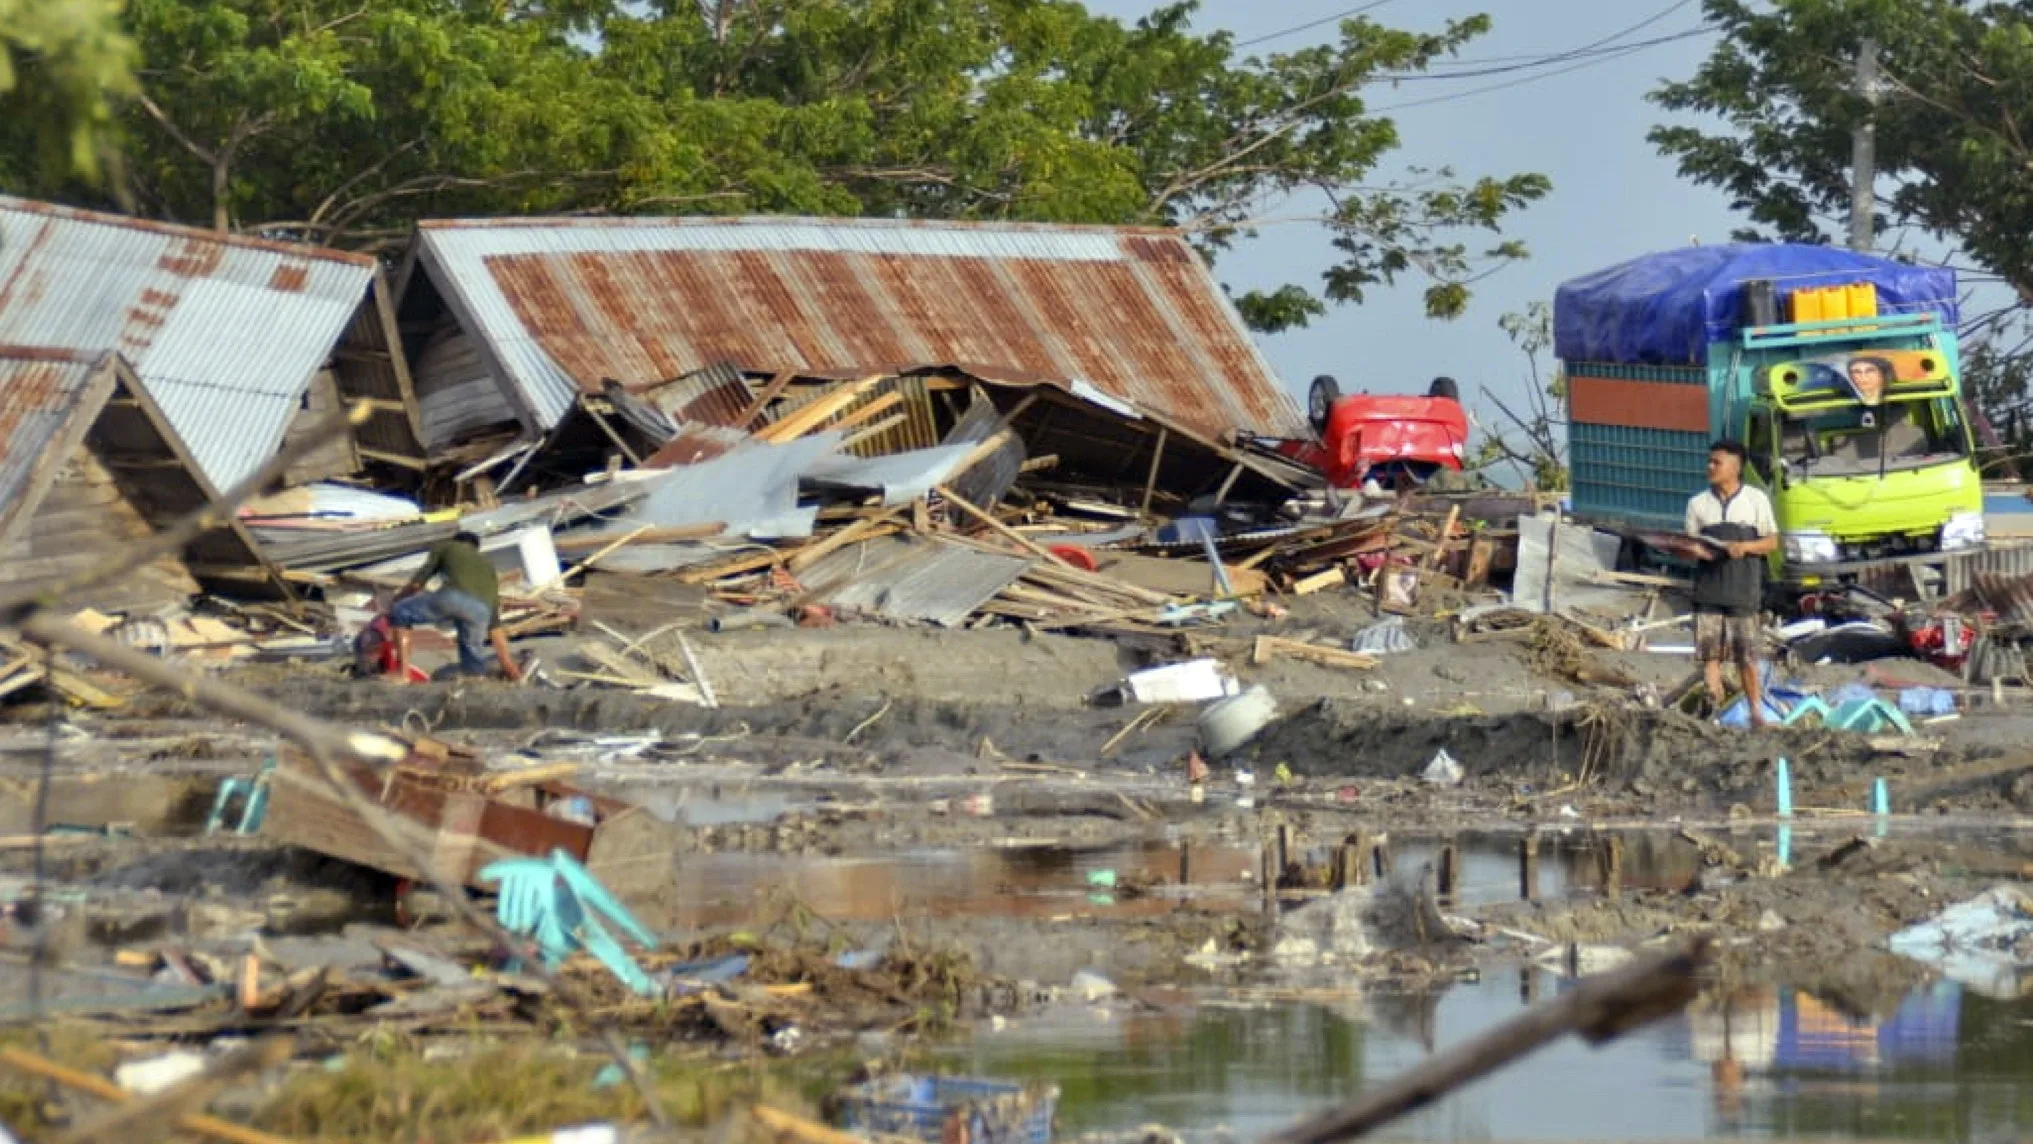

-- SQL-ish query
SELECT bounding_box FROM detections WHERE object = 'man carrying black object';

[1686,440,1778,726]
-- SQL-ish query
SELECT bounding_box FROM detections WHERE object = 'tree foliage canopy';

[1651,0,2033,308]
[0,0,136,182]
[1650,0,2033,443]
[0,0,1551,328]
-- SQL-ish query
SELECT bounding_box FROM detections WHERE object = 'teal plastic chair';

[479,849,660,996]
[205,756,275,835]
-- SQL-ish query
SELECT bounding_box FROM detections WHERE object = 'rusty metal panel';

[639,361,752,427]
[413,217,1306,443]
[0,196,378,488]
[0,350,103,542]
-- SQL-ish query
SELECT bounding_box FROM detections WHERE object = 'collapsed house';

[0,196,427,497]
[0,349,275,607]
[394,215,1315,509]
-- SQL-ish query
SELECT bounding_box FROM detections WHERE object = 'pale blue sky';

[1083,0,1744,434]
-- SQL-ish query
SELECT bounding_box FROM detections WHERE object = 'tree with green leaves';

[1648,0,2033,453]
[4,0,1551,329]
[0,0,135,183]
[1469,302,1568,491]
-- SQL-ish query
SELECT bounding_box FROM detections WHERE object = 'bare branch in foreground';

[0,401,372,624]
[16,612,674,1130]
[1258,938,1711,1144]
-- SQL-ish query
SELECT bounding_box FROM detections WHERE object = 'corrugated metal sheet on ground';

[580,435,837,543]
[806,535,1032,626]
[0,197,377,488]
[412,216,1305,442]
[1948,542,2033,599]
[802,443,973,506]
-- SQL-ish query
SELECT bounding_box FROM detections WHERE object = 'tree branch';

[133,91,216,165]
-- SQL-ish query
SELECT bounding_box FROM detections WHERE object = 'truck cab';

[1737,320,1983,572]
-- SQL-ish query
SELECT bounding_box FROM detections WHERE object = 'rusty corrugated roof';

[412,216,1307,443]
[0,196,380,488]
[0,349,107,545]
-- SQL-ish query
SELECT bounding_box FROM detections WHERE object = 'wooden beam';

[935,484,1080,572]
[756,375,884,442]
[828,390,904,433]
[357,447,429,471]
[842,413,909,450]
[1139,427,1170,517]
[734,371,795,430]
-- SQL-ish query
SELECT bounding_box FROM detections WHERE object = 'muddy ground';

[1,600,2030,1137]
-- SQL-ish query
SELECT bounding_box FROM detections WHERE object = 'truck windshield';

[1779,396,1969,478]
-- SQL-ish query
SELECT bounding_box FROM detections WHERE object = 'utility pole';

[1849,37,1879,252]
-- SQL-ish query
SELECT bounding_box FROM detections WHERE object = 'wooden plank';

[755,375,883,442]
[1139,427,1170,516]
[552,522,723,552]
[734,371,796,429]
[1252,635,1378,671]
[1291,566,1347,596]
[786,509,906,573]
[827,390,903,433]
[842,413,909,450]
[1424,505,1461,571]
[1092,551,1267,598]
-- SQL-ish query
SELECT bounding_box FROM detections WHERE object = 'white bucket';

[1199,685,1278,757]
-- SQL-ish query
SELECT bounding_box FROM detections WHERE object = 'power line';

[1377,29,1709,83]
[1381,0,1699,81]
[1366,25,1715,112]
[1238,0,1697,86]
[1235,0,1399,50]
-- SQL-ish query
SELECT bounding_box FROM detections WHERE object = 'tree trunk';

[210,155,230,233]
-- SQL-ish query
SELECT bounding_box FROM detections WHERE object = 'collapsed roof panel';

[0,349,280,603]
[409,216,1307,445]
[0,196,424,488]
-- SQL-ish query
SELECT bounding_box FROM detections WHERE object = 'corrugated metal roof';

[0,349,105,543]
[0,196,378,488]
[413,216,1306,443]
[806,534,1032,626]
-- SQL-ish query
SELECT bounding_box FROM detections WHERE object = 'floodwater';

[931,972,2033,1142]
[639,825,1881,930]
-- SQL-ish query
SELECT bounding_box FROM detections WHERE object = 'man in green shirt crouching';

[389,531,524,683]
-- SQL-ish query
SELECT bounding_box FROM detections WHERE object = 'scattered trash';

[1421,748,1464,787]
[114,1049,209,1095]
[1198,685,1277,756]
[480,848,661,995]
[1351,616,1417,655]
[835,1073,1060,1144]
[1124,659,1240,704]
[1887,886,2033,999]
[1070,969,1117,1001]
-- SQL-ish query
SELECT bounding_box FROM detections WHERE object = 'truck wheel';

[1309,375,1341,435]
[1427,376,1461,402]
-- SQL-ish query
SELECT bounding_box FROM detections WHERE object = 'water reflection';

[929,972,2033,1142]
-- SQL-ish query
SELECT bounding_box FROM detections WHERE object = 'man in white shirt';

[1686,440,1779,725]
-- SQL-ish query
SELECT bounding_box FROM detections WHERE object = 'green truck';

[1554,244,1983,590]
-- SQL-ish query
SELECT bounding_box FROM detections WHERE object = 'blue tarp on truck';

[1553,244,1959,365]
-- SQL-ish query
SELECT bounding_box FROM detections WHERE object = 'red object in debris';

[357,615,428,684]
[1269,392,1470,489]
[1185,750,1210,784]
[1050,545,1099,572]
[796,604,836,628]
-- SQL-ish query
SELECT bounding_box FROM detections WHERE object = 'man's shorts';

[1694,609,1760,667]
